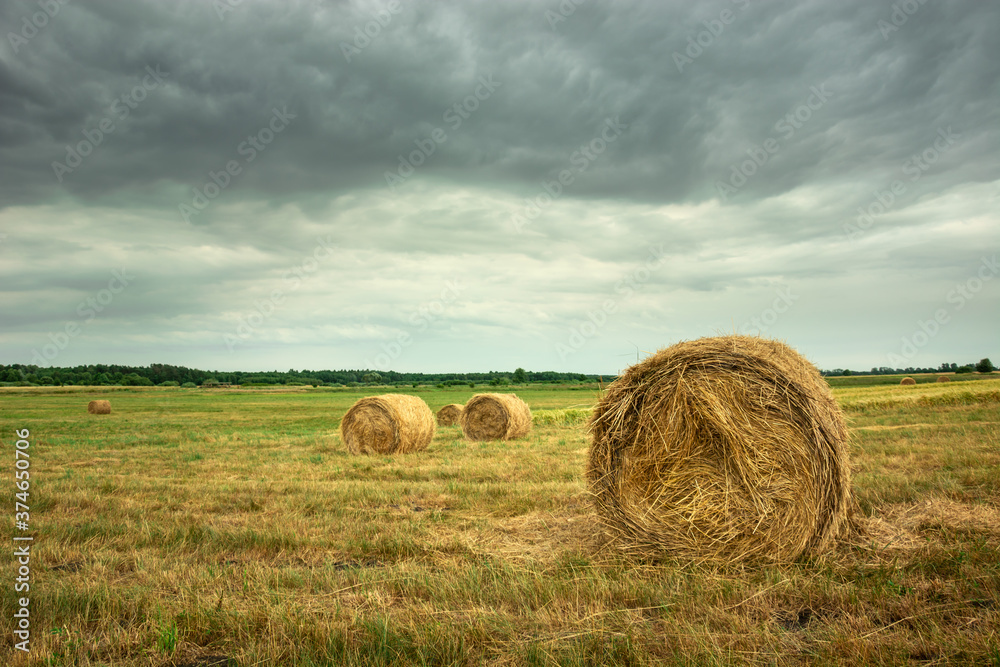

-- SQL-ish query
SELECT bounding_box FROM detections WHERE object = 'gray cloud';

[1,0,997,373]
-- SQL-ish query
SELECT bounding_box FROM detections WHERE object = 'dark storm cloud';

[1,0,997,372]
[1,0,994,212]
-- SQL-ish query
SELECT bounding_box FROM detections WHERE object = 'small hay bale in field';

[587,335,852,563]
[460,393,532,441]
[87,400,111,414]
[436,404,463,427]
[340,394,435,455]
[900,377,917,385]
[936,375,950,383]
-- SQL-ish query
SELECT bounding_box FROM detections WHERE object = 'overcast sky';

[1,0,997,375]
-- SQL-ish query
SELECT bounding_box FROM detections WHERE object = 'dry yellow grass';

[587,335,851,563]
[0,384,998,666]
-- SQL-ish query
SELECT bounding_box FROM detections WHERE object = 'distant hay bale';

[460,393,532,441]
[936,375,950,383]
[340,394,435,455]
[587,335,852,563]
[436,404,463,426]
[900,377,917,385]
[87,400,111,414]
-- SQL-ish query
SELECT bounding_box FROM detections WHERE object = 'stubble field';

[1,379,999,666]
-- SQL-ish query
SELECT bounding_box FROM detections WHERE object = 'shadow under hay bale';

[436,403,463,427]
[87,400,111,414]
[340,394,434,455]
[900,377,917,385]
[460,393,532,441]
[587,335,852,563]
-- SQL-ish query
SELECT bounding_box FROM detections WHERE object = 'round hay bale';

[936,375,950,383]
[460,393,532,441]
[87,400,111,414]
[340,394,435,455]
[900,377,917,385]
[587,335,852,563]
[436,404,463,427]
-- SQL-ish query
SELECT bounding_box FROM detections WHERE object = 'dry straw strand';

[900,377,917,385]
[460,393,532,441]
[87,400,111,414]
[436,404,463,427]
[340,394,435,455]
[586,335,852,564]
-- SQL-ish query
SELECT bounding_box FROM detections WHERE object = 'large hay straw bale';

[460,393,532,441]
[587,335,852,563]
[340,394,435,455]
[900,377,917,385]
[436,404,463,426]
[87,400,111,414]
[936,375,950,383]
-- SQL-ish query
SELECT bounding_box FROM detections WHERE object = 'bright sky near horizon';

[1,0,997,375]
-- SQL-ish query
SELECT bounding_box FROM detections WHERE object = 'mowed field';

[1,380,999,666]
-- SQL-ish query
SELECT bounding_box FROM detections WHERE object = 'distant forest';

[0,358,993,387]
[0,363,599,387]
[826,359,994,377]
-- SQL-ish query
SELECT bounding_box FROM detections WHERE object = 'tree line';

[823,359,995,377]
[1,358,993,388]
[0,363,601,387]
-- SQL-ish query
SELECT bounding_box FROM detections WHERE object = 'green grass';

[825,372,998,387]
[1,381,999,666]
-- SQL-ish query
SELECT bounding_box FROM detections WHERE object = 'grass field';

[2,380,999,666]
[825,373,998,388]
